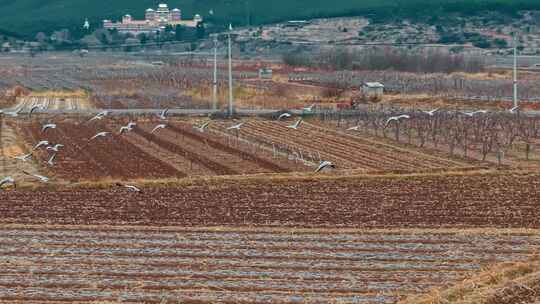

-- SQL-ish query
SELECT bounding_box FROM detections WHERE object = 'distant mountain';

[0,0,539,38]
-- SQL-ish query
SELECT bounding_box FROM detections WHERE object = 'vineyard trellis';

[318,108,540,163]
[289,71,540,102]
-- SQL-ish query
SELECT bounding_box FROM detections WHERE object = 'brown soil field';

[0,170,538,228]
[12,117,475,181]
[17,120,184,181]
[211,120,474,172]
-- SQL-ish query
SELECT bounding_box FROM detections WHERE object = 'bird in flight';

[119,126,131,135]
[46,144,64,153]
[116,183,142,193]
[47,153,57,166]
[88,111,108,122]
[509,105,519,114]
[347,125,361,131]
[41,123,57,132]
[315,161,335,173]
[227,122,244,130]
[303,104,315,112]
[119,122,137,134]
[278,113,292,121]
[422,108,439,116]
[286,119,303,130]
[385,115,410,127]
[13,153,32,162]
[22,171,49,183]
[194,121,211,133]
[32,140,49,150]
[3,108,22,117]
[151,124,167,134]
[463,110,488,117]
[28,105,42,118]
[0,176,15,189]
[158,109,169,120]
[89,132,110,141]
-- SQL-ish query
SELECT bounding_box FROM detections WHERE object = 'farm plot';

[0,225,539,303]
[10,94,95,113]
[0,118,42,181]
[211,120,473,172]
[18,121,183,181]
[125,121,305,176]
[0,171,539,228]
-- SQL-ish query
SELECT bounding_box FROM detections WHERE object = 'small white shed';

[362,82,384,98]
[258,68,273,79]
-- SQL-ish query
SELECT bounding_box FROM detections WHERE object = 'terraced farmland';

[0,225,539,304]
[15,117,476,182]
[130,121,306,175]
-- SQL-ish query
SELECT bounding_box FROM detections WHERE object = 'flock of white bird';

[2,104,520,191]
[0,107,336,191]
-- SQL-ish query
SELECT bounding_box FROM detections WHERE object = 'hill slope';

[0,0,539,38]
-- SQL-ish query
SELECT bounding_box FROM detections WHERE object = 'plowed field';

[0,225,539,304]
[209,120,474,172]
[19,121,184,181]
[0,171,538,228]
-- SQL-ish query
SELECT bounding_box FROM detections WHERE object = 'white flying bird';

[315,161,335,173]
[277,113,292,121]
[33,141,49,150]
[151,124,167,134]
[89,132,110,141]
[158,109,169,120]
[119,126,131,135]
[41,123,57,132]
[0,176,15,188]
[509,105,519,114]
[227,122,244,131]
[88,111,108,122]
[463,110,488,117]
[385,115,410,127]
[46,144,64,152]
[286,119,303,130]
[303,104,315,112]
[117,183,142,193]
[422,108,439,116]
[119,122,137,134]
[28,105,42,117]
[3,108,22,117]
[347,125,361,131]
[13,153,32,162]
[47,153,57,166]
[194,121,211,133]
[23,171,49,183]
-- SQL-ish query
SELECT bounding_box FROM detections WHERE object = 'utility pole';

[513,34,518,108]
[212,35,218,111]
[228,24,234,117]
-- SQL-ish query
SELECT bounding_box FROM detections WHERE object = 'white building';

[103,3,202,35]
[362,82,384,98]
